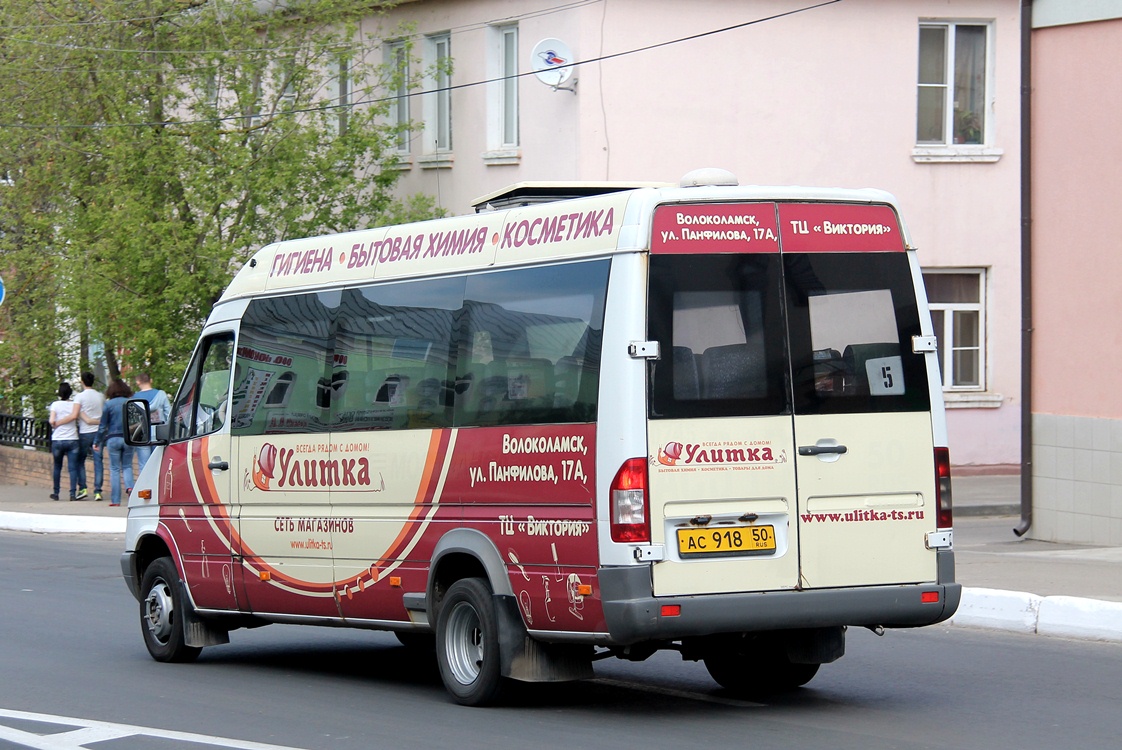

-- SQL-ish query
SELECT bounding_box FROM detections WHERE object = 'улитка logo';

[252,442,382,491]
[655,440,788,468]
[657,441,684,466]
[252,442,278,490]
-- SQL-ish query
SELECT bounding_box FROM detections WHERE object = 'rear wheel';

[704,654,819,695]
[139,557,201,663]
[702,635,820,696]
[435,577,505,706]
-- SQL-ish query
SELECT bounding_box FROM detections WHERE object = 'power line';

[0,0,843,131]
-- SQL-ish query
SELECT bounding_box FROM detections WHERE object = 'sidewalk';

[2,474,1120,642]
[0,481,128,533]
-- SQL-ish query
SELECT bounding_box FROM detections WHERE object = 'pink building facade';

[1029,1,1122,544]
[363,0,1024,469]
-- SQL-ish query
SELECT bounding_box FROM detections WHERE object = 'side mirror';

[124,399,152,446]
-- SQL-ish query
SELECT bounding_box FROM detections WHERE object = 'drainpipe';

[1014,0,1033,537]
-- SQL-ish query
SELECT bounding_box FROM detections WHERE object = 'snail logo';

[252,442,278,490]
[657,441,683,466]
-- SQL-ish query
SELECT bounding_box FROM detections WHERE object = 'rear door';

[780,203,935,588]
[647,201,938,597]
[647,203,799,596]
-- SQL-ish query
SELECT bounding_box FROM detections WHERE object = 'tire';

[703,636,820,696]
[435,578,505,706]
[704,655,819,696]
[139,557,202,663]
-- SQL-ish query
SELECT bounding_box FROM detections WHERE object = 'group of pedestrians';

[48,372,170,507]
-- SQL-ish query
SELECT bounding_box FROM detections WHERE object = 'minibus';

[123,168,959,705]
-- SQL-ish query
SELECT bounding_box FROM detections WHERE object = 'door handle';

[798,445,848,456]
[208,460,230,471]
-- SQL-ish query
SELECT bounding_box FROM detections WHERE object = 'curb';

[948,586,1122,643]
[0,511,125,535]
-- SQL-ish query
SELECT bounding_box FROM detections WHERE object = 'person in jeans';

[95,378,135,507]
[48,382,81,501]
[133,372,169,473]
[74,371,105,500]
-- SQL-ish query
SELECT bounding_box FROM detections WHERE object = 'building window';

[245,73,263,131]
[387,41,410,154]
[487,24,519,153]
[424,32,452,155]
[917,22,990,147]
[923,270,985,391]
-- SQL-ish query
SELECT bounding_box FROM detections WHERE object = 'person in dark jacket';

[95,378,135,507]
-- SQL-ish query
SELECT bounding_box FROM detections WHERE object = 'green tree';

[0,0,437,414]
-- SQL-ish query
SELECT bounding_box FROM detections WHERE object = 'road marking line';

[0,708,310,750]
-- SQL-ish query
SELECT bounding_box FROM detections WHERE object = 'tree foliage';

[0,0,438,413]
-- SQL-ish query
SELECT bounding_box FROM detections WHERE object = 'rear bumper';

[598,566,961,645]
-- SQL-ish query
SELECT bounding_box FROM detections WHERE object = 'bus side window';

[172,332,234,441]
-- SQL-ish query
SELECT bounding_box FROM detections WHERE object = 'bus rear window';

[785,253,930,414]
[648,254,789,419]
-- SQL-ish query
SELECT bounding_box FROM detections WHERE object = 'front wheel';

[435,578,505,706]
[139,557,201,663]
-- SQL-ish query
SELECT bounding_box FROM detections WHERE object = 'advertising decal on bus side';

[159,423,601,631]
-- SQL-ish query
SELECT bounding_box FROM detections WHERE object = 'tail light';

[610,458,650,543]
[935,447,953,529]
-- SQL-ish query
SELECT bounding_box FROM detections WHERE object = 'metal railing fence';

[0,413,52,451]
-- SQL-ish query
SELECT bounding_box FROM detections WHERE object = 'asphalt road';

[2,531,1120,750]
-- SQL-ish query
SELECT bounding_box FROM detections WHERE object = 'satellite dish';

[531,38,575,89]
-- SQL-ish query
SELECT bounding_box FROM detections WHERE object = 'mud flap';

[785,626,845,665]
[179,581,231,648]
[494,594,593,682]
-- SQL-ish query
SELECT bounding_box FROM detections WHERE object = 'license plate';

[677,525,776,557]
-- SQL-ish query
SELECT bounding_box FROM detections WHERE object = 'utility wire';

[0,0,842,131]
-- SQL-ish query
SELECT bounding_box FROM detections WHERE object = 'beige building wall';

[1030,7,1122,544]
[373,0,1024,469]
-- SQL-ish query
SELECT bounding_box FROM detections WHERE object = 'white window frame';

[386,41,410,156]
[485,24,520,164]
[279,58,297,113]
[913,20,1002,163]
[322,57,350,136]
[923,268,988,395]
[335,57,350,134]
[421,32,453,166]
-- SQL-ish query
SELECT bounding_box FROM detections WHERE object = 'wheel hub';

[144,581,174,644]
[445,601,484,685]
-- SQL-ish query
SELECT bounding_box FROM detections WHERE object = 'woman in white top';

[49,381,81,501]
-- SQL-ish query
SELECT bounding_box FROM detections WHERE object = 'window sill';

[944,391,1004,409]
[912,146,1003,163]
[390,155,413,171]
[419,153,454,170]
[483,148,521,166]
